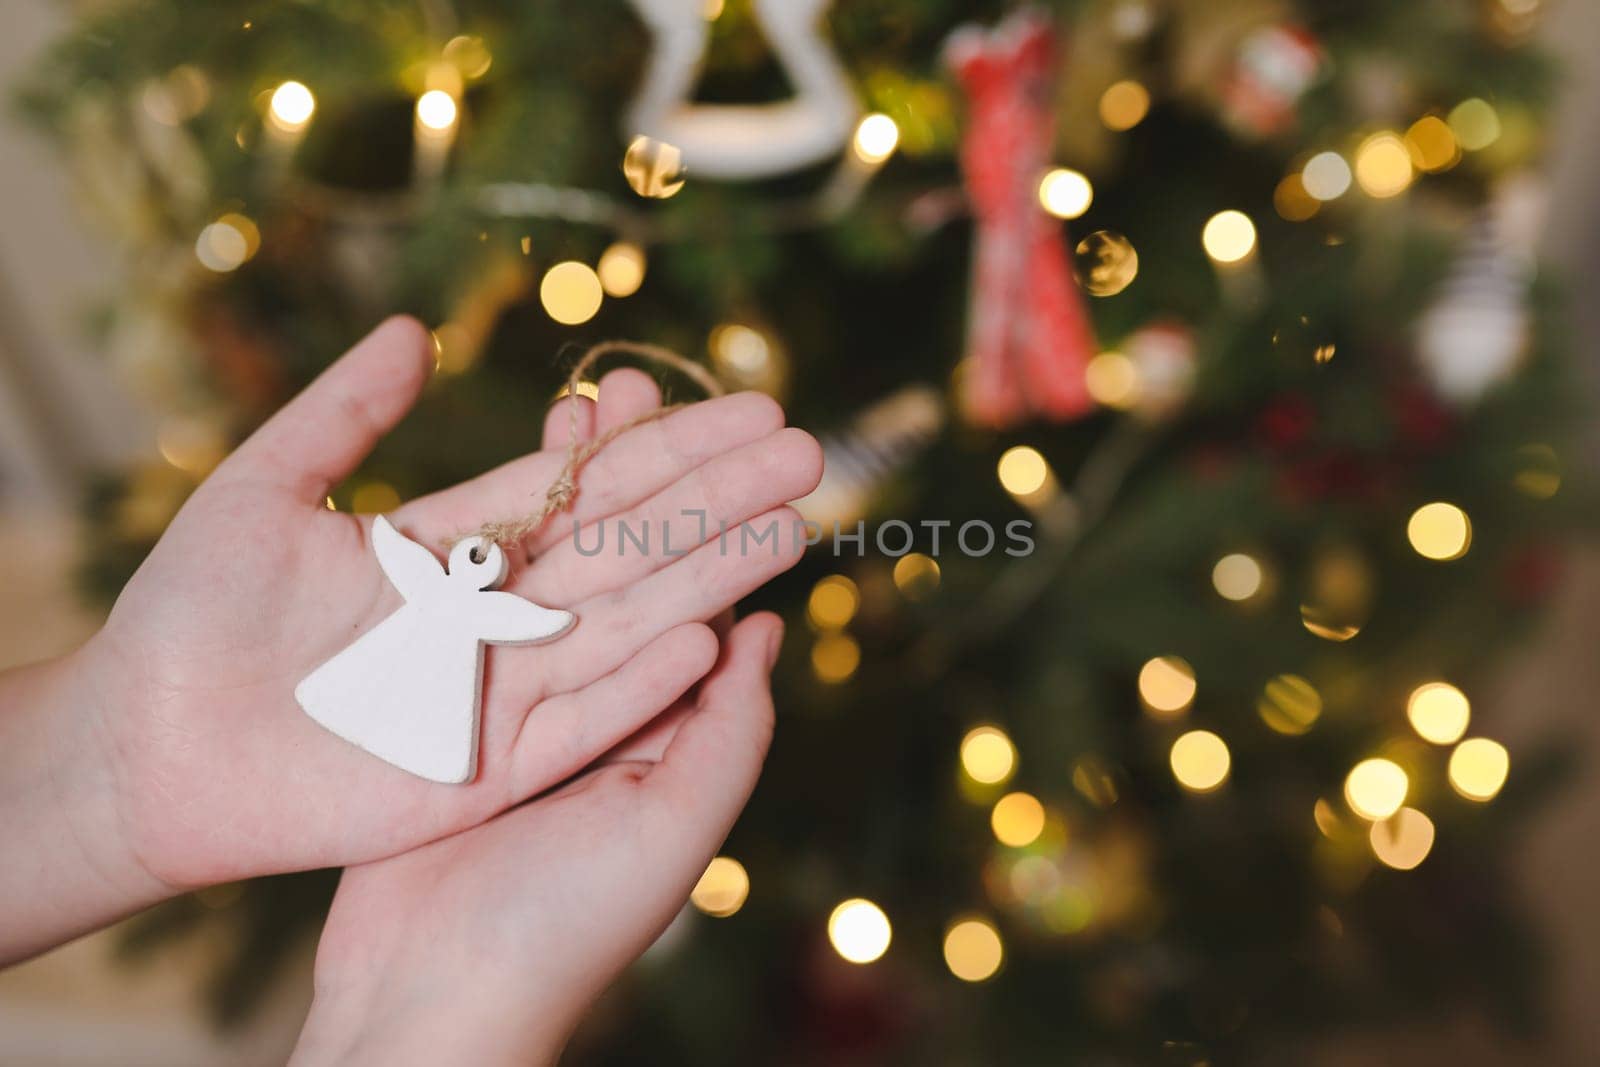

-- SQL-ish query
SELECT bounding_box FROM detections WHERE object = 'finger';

[541,394,597,451]
[642,613,781,845]
[520,427,822,605]
[501,622,718,802]
[218,316,435,503]
[399,391,783,550]
[594,367,662,434]
[532,506,805,694]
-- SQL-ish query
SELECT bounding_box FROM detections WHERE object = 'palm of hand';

[86,319,818,889]
[304,613,780,1065]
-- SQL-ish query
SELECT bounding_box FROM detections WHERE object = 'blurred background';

[2,0,1600,1063]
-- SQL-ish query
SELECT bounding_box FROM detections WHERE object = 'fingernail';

[765,621,785,669]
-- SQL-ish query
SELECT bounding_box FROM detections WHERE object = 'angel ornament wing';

[296,516,574,784]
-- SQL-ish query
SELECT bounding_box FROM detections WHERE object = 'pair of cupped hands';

[0,318,823,1063]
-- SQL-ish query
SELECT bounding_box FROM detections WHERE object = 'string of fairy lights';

[141,6,1545,989]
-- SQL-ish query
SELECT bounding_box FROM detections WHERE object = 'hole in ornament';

[469,544,487,565]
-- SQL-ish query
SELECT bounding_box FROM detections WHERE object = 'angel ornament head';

[625,0,859,180]
[296,516,573,784]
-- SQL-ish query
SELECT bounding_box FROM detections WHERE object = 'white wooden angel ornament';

[296,515,573,784]
[625,0,859,180]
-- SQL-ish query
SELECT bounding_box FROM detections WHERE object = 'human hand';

[67,317,818,895]
[291,612,781,1066]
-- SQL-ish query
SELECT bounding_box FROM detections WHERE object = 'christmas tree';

[16,0,1590,1059]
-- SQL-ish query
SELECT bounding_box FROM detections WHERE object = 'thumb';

[218,316,435,503]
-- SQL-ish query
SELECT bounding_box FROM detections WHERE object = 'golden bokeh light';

[1201,210,1257,264]
[351,481,402,515]
[1448,98,1502,151]
[852,113,900,164]
[1138,656,1197,718]
[1407,682,1470,745]
[1369,807,1435,870]
[1170,730,1230,793]
[195,213,260,273]
[415,88,458,131]
[1299,603,1362,642]
[1405,115,1460,172]
[1257,674,1321,736]
[708,322,773,383]
[807,575,861,630]
[1084,351,1140,410]
[442,34,493,79]
[960,726,1017,786]
[1354,132,1413,198]
[597,241,647,297]
[156,416,225,476]
[267,80,315,130]
[622,135,686,198]
[1344,758,1408,820]
[1449,738,1509,801]
[892,553,940,600]
[1407,502,1472,561]
[997,446,1051,497]
[539,261,604,325]
[991,792,1047,847]
[1099,80,1150,131]
[828,898,891,964]
[810,632,860,684]
[1212,553,1264,602]
[690,856,750,917]
[1513,443,1561,499]
[1301,151,1352,201]
[1274,173,1320,221]
[1039,168,1093,219]
[1073,231,1139,296]
[943,917,1004,982]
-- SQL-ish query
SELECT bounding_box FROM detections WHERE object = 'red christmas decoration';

[945,8,1096,427]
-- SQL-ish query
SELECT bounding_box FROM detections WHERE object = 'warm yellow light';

[1301,151,1352,201]
[1448,98,1501,151]
[709,323,771,375]
[811,632,860,684]
[1212,553,1263,602]
[807,575,860,630]
[268,80,315,130]
[1099,80,1150,131]
[443,34,493,79]
[991,792,1046,847]
[1074,231,1139,296]
[1449,738,1509,801]
[415,89,458,131]
[1170,730,1230,793]
[996,446,1050,497]
[702,0,725,18]
[351,481,402,515]
[1300,603,1361,642]
[1407,682,1470,745]
[1257,674,1321,736]
[853,113,900,165]
[1407,502,1471,561]
[1405,115,1460,172]
[892,553,940,599]
[690,856,749,917]
[156,416,225,476]
[1039,168,1093,219]
[1273,173,1320,221]
[943,918,1004,982]
[960,725,1017,786]
[1344,758,1408,821]
[539,261,604,325]
[1084,351,1140,409]
[1369,807,1435,870]
[1513,443,1561,499]
[195,214,260,273]
[596,241,646,297]
[1138,656,1196,717]
[828,898,891,963]
[1354,132,1414,198]
[1201,210,1257,264]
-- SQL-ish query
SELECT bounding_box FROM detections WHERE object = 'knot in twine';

[472,341,724,552]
